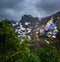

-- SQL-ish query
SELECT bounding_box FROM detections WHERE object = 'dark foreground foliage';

[0,20,60,62]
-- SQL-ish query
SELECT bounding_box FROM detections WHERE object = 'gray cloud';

[0,0,23,8]
[36,0,60,15]
[0,0,60,21]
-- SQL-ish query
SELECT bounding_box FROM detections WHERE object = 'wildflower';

[40,29,45,35]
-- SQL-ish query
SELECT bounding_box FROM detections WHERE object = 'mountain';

[40,12,60,25]
[19,15,40,28]
[30,12,60,45]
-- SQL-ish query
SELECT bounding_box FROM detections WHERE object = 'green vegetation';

[0,20,60,62]
[36,45,60,62]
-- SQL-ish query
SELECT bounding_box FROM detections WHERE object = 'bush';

[36,45,59,62]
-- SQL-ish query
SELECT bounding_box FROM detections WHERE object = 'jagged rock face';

[41,12,60,25]
[31,12,60,43]
[19,15,40,28]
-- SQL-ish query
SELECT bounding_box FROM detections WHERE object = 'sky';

[0,0,60,21]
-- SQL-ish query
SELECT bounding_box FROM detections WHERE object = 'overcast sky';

[0,0,60,21]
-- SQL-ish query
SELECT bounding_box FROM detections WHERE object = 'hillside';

[1,20,60,62]
[31,12,60,48]
[40,12,60,25]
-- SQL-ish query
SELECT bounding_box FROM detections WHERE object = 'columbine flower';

[53,29,59,35]
[40,29,45,35]
[50,23,56,29]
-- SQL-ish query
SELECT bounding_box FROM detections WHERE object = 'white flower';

[47,32,52,37]
[45,39,50,44]
[52,35,56,38]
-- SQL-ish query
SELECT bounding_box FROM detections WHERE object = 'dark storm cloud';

[0,0,24,20]
[0,0,60,21]
[0,0,23,8]
[36,0,60,15]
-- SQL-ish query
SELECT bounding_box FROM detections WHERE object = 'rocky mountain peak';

[19,15,40,28]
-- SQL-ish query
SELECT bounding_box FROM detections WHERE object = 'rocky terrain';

[19,15,40,28]
[30,12,60,49]
[10,12,60,48]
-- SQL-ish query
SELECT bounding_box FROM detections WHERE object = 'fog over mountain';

[0,0,60,21]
